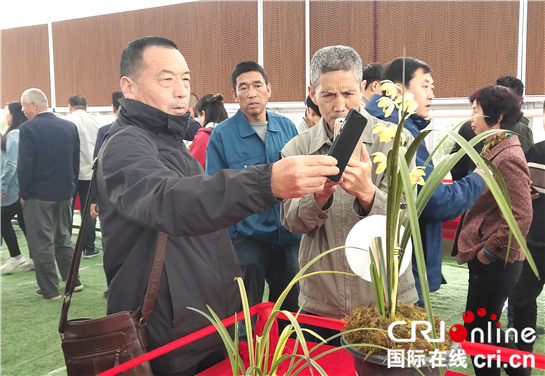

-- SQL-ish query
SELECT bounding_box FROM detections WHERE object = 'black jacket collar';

[117,98,190,136]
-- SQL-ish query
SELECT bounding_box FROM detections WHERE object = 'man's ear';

[266,83,272,100]
[371,80,381,93]
[231,88,239,103]
[309,85,317,105]
[120,76,136,99]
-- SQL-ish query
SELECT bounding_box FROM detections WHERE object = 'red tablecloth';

[196,338,355,376]
[195,340,468,375]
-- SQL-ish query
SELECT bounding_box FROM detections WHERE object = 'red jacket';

[189,127,213,169]
[453,135,532,264]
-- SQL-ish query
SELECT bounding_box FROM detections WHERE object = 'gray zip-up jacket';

[280,107,419,319]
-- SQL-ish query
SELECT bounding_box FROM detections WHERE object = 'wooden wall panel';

[309,0,377,80]
[526,0,545,96]
[2,1,542,107]
[51,1,257,107]
[1,25,50,106]
[373,1,519,98]
[264,0,306,102]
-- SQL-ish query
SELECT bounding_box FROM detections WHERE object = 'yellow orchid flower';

[377,96,396,118]
[384,103,396,118]
[379,126,398,143]
[404,99,418,114]
[377,96,394,108]
[373,123,406,145]
[394,92,414,103]
[395,93,418,115]
[372,152,388,174]
[380,80,399,100]
[372,123,386,134]
[409,167,426,186]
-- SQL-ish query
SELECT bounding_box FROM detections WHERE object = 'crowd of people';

[1,36,544,376]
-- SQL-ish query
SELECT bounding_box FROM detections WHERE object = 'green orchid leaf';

[398,155,444,376]
[235,277,256,367]
[398,128,538,281]
[423,116,476,169]
[405,130,432,167]
[369,249,385,316]
[187,306,246,375]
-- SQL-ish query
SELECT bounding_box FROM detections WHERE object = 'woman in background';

[189,94,228,168]
[509,100,545,360]
[452,85,532,376]
[1,102,32,274]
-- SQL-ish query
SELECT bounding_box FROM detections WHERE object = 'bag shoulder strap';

[59,159,167,335]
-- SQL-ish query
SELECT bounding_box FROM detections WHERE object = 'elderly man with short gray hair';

[280,45,418,345]
[19,88,82,299]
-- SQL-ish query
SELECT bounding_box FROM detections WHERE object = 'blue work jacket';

[366,94,485,293]
[206,109,301,246]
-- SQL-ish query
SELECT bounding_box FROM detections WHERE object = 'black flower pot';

[341,336,450,376]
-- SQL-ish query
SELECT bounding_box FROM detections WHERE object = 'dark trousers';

[465,257,524,376]
[71,180,96,251]
[510,242,545,353]
[1,199,27,257]
[23,199,74,298]
[231,235,300,312]
[231,235,300,340]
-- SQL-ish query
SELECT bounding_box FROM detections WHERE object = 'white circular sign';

[345,215,412,282]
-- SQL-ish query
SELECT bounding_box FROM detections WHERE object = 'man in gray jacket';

[96,36,339,376]
[280,46,418,345]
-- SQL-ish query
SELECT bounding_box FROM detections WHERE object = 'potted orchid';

[341,79,539,375]
[189,246,390,376]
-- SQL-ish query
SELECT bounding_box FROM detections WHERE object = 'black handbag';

[59,161,167,375]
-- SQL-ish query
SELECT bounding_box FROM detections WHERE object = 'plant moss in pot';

[342,302,454,375]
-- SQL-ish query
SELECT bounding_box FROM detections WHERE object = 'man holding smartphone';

[280,46,418,345]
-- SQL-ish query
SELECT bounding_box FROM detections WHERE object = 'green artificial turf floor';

[1,216,543,375]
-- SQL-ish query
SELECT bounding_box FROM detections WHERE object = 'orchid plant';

[189,247,389,376]
[364,79,539,358]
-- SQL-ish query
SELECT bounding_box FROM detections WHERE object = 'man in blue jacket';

[206,61,301,322]
[365,57,486,306]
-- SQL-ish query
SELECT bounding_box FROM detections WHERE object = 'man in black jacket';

[450,76,533,180]
[19,88,81,300]
[96,36,339,376]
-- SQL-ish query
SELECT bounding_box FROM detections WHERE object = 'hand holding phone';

[327,108,368,182]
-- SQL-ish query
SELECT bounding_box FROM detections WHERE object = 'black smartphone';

[529,162,545,195]
[326,108,368,182]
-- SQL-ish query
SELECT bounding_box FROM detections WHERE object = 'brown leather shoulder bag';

[59,160,166,375]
